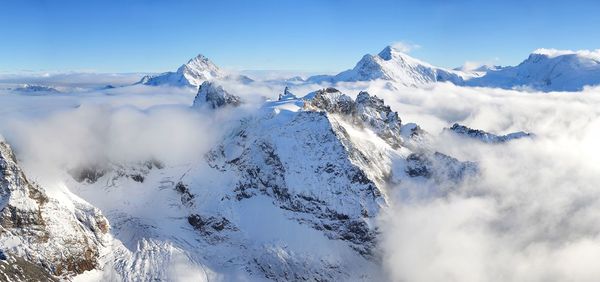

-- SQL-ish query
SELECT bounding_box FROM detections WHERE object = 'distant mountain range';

[130,46,600,92]
[466,49,600,91]
[306,46,600,91]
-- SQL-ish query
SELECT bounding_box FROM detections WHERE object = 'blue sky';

[1,0,599,73]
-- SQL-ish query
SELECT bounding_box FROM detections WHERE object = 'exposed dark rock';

[306,88,403,147]
[175,182,195,207]
[188,214,236,234]
[68,166,106,184]
[406,152,477,182]
[0,141,108,278]
[193,81,242,109]
[130,174,144,183]
[446,123,533,143]
[306,88,356,115]
[278,86,297,101]
[0,256,59,282]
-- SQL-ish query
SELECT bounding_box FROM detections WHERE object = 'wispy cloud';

[390,41,421,53]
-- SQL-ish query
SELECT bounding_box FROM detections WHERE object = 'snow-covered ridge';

[532,48,600,60]
[467,49,600,91]
[300,45,600,91]
[12,84,60,93]
[444,123,532,143]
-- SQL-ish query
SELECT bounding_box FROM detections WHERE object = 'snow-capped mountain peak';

[467,49,600,91]
[136,53,252,88]
[308,46,465,86]
[175,54,225,87]
[377,45,423,64]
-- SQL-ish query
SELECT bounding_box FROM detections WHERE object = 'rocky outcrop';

[406,152,477,182]
[305,88,403,147]
[445,123,532,143]
[192,81,242,109]
[278,86,297,101]
[68,159,163,185]
[206,108,384,256]
[0,141,109,278]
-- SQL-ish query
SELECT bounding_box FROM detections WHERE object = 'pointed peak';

[188,54,210,62]
[378,45,410,60]
[183,54,217,68]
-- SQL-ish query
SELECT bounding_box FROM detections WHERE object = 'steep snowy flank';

[467,49,600,91]
[444,123,532,143]
[0,140,109,280]
[192,81,242,109]
[308,46,465,86]
[204,87,477,259]
[137,54,253,88]
[40,86,476,281]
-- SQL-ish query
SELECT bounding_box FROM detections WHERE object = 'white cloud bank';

[532,48,600,60]
[390,41,421,53]
[373,83,600,282]
[1,76,600,281]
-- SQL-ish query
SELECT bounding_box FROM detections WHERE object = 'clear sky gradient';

[1,0,599,73]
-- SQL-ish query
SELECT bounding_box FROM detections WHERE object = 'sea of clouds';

[1,75,599,281]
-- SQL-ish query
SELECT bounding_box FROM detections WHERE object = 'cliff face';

[0,140,109,279]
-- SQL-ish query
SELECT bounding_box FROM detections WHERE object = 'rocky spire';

[193,81,242,109]
[278,86,297,101]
